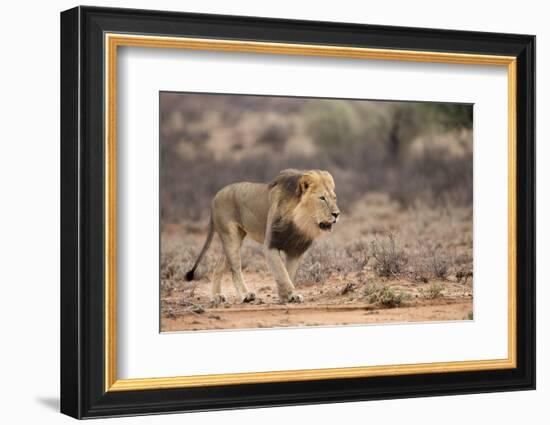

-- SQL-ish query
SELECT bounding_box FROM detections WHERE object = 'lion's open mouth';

[319,222,333,231]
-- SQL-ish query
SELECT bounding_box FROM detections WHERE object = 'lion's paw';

[287,293,304,303]
[211,294,227,306]
[242,292,256,303]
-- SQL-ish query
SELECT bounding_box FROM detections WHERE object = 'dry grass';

[296,239,370,285]
[421,282,445,299]
[364,282,408,308]
[370,232,408,278]
[161,193,473,301]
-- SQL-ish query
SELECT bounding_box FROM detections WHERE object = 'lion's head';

[270,169,340,240]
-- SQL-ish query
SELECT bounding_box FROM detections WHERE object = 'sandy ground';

[161,271,473,332]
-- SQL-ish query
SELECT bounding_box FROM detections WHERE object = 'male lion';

[185,169,340,304]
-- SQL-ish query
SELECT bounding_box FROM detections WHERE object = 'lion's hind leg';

[211,255,229,306]
[219,227,256,303]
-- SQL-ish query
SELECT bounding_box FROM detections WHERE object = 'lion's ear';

[321,171,335,189]
[298,174,314,196]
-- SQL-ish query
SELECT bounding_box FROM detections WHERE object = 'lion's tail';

[185,215,215,281]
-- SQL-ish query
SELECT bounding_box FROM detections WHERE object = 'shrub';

[296,239,372,285]
[305,99,362,153]
[454,252,473,284]
[407,241,455,282]
[296,244,333,284]
[430,250,451,279]
[160,280,176,297]
[370,233,408,277]
[389,145,473,207]
[364,283,406,308]
[422,282,444,299]
[256,123,292,152]
[160,242,216,284]
[344,239,371,271]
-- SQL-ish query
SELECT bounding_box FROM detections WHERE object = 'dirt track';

[161,272,473,332]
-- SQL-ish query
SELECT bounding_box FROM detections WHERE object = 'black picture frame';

[60,5,535,419]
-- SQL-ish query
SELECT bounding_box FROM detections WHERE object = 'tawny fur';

[186,169,340,304]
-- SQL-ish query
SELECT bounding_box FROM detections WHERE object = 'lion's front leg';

[264,203,304,303]
[286,254,302,284]
[264,247,304,303]
[285,254,304,303]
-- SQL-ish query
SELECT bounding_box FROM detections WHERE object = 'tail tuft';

[184,215,214,283]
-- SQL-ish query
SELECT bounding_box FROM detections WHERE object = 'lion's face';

[293,170,340,238]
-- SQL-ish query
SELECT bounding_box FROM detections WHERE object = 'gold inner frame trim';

[104,33,517,392]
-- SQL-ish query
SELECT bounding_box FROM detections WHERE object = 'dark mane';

[268,169,303,198]
[269,216,313,257]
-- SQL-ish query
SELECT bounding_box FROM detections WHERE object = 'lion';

[185,169,340,304]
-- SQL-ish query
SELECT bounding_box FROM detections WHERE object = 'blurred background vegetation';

[160,92,472,225]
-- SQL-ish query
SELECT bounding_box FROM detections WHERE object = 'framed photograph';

[60,6,535,419]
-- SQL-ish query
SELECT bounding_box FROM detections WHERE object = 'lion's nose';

[332,212,340,220]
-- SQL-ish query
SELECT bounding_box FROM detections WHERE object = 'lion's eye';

[319,196,326,201]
